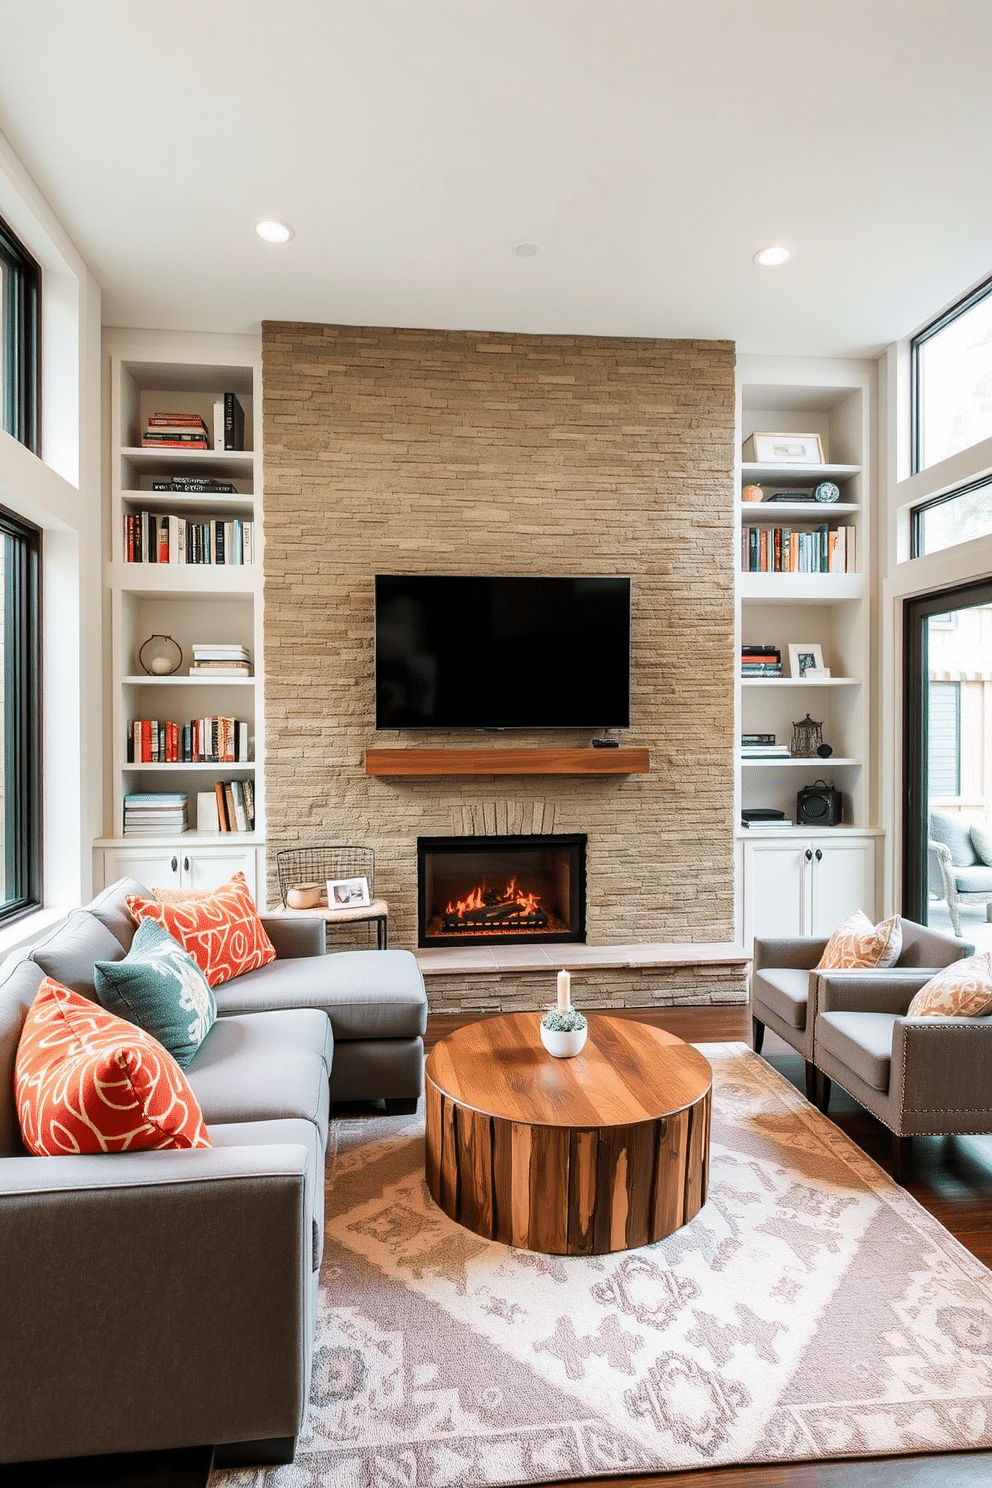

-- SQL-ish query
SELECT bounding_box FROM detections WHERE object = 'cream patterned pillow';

[907,953,992,1018]
[971,823,992,866]
[815,910,903,971]
[150,884,214,907]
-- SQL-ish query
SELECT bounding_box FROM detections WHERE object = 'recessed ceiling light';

[255,219,295,244]
[754,244,791,267]
[514,241,539,258]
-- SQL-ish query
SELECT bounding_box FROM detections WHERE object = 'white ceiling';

[2,0,991,357]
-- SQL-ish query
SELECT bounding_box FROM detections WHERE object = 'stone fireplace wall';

[261,322,736,953]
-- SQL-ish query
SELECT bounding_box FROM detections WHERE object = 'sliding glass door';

[903,580,992,936]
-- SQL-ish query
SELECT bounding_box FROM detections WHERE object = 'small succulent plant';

[540,1007,587,1033]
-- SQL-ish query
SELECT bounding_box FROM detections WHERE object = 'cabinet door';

[742,838,810,946]
[183,846,259,898]
[810,837,874,935]
[101,847,182,889]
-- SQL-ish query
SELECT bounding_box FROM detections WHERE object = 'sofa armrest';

[0,1143,311,1462]
[817,970,932,1015]
[753,937,829,973]
[892,1016,992,1125]
[261,913,326,960]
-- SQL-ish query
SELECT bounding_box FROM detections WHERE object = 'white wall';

[0,131,103,950]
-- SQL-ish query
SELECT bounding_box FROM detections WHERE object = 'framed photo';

[326,876,371,908]
[788,643,825,679]
[744,431,825,465]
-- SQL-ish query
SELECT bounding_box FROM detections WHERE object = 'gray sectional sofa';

[0,876,428,1469]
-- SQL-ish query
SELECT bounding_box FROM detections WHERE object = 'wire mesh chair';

[275,845,388,950]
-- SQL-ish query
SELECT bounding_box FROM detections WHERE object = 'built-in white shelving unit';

[95,332,265,900]
[737,360,880,943]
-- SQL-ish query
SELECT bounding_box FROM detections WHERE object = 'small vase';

[540,1023,587,1059]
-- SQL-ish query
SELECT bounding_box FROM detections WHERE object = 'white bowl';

[540,1023,587,1059]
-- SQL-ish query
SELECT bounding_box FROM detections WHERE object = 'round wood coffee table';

[424,1013,711,1255]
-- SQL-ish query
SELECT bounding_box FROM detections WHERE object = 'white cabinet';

[100,330,264,880]
[96,840,261,900]
[740,831,877,947]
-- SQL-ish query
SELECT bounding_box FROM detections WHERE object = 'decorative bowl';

[540,1024,587,1059]
[287,882,323,910]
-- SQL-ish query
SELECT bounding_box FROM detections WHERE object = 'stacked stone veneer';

[261,322,738,1006]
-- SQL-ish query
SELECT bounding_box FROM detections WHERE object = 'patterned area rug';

[210,1043,992,1485]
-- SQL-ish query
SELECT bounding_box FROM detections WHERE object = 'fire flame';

[445,876,542,919]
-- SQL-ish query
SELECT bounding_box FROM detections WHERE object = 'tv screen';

[374,575,631,730]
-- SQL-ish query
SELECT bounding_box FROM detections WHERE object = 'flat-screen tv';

[374,575,631,730]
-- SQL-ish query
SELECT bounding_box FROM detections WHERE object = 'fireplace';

[417,834,586,948]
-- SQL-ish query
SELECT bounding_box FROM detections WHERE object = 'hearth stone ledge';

[416,943,750,1017]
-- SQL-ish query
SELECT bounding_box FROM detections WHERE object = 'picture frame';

[326,875,371,908]
[788,643,825,679]
[743,431,825,465]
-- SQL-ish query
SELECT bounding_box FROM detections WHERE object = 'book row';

[128,717,250,764]
[124,512,254,565]
[741,524,856,574]
[210,779,255,833]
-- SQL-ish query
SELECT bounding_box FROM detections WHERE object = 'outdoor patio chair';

[928,811,992,938]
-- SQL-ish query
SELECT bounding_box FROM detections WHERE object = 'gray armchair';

[750,917,973,1103]
[815,968,992,1180]
[929,811,992,937]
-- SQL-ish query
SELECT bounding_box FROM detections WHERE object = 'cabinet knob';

[815,848,823,862]
[804,848,813,862]
[183,856,190,872]
[171,856,178,873]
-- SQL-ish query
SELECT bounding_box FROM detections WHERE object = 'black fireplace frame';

[417,833,587,949]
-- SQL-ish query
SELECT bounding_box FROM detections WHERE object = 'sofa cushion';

[907,952,992,1019]
[971,823,992,866]
[94,917,217,1069]
[0,958,46,1157]
[950,865,992,893]
[127,873,276,988]
[212,947,428,1041]
[15,978,212,1155]
[817,1010,897,1091]
[85,877,149,952]
[931,812,979,868]
[29,910,127,999]
[751,968,810,1029]
[185,1009,333,1143]
[815,910,902,971]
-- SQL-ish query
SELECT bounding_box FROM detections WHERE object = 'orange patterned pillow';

[907,953,992,1018]
[815,910,903,971]
[15,978,211,1155]
[126,871,275,988]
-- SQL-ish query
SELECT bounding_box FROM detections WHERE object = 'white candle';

[557,969,571,1013]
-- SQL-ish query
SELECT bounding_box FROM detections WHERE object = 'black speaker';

[796,780,842,826]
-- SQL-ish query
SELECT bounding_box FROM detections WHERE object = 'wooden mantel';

[365,746,650,778]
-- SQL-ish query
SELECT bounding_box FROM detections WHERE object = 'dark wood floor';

[14,1005,992,1487]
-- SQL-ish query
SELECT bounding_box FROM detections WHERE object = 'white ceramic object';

[540,1023,587,1059]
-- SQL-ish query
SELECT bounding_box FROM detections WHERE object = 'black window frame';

[0,213,41,454]
[0,504,42,922]
[911,273,992,476]
[910,472,992,558]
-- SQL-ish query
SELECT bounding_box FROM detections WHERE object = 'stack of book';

[741,645,783,677]
[129,717,250,763]
[214,779,255,832]
[190,643,252,677]
[741,807,794,829]
[741,733,791,759]
[124,792,188,835]
[152,476,237,495]
[123,512,254,564]
[140,413,210,449]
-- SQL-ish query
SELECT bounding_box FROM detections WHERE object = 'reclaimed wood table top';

[425,1011,712,1129]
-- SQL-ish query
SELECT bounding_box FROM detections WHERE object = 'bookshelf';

[737,361,880,942]
[95,332,264,900]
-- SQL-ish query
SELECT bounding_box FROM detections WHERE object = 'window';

[912,276,992,472]
[0,214,40,453]
[911,474,992,557]
[0,506,41,920]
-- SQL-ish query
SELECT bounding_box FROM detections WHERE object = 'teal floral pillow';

[93,917,216,1069]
